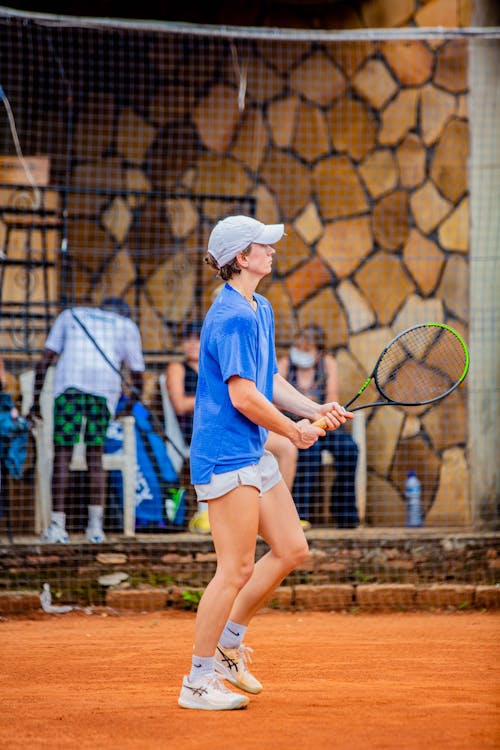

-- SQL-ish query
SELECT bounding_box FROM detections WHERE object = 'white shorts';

[194,450,282,502]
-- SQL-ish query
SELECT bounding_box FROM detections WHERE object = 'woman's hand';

[312,402,354,430]
[291,419,325,449]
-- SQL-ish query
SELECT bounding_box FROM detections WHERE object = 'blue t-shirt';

[190,284,278,484]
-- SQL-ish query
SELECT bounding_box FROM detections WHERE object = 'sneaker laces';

[190,674,233,695]
[222,644,254,672]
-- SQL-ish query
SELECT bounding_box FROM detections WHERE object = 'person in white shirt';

[31,297,145,543]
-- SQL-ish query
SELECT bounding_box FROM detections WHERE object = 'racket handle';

[312,417,328,429]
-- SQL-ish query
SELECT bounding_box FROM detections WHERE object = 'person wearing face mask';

[278,324,359,529]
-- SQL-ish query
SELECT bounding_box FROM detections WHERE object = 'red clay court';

[1,609,498,750]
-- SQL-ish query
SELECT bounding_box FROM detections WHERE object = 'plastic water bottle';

[405,471,422,528]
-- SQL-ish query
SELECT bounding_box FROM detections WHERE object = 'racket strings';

[375,326,467,404]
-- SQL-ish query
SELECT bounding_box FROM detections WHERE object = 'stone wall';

[1,531,499,612]
[69,35,470,526]
[0,1,484,528]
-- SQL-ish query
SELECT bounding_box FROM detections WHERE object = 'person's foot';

[85,524,106,543]
[215,644,263,694]
[188,510,211,535]
[178,673,249,710]
[40,521,69,544]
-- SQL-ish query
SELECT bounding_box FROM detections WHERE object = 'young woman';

[178,215,353,711]
[166,320,211,533]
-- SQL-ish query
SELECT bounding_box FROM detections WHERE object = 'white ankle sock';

[51,511,66,529]
[88,505,104,526]
[189,654,215,683]
[219,619,247,649]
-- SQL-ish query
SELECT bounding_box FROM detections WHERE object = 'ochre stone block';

[267,96,299,148]
[411,180,453,234]
[106,588,168,612]
[294,584,354,611]
[381,40,434,86]
[274,226,311,275]
[372,190,410,251]
[297,287,348,350]
[294,202,323,246]
[317,216,372,278]
[430,118,469,203]
[328,97,377,161]
[420,84,457,146]
[261,148,312,219]
[0,592,41,615]
[352,58,398,109]
[192,153,251,197]
[336,280,375,334]
[359,149,398,199]
[314,156,368,220]
[475,586,500,608]
[437,255,469,322]
[292,101,330,163]
[438,198,469,252]
[116,108,156,165]
[232,108,268,172]
[365,473,406,527]
[326,40,377,78]
[416,584,474,608]
[403,229,445,296]
[379,89,419,146]
[285,256,331,307]
[426,447,471,526]
[434,39,469,93]
[396,134,427,188]
[355,253,414,325]
[193,84,242,152]
[262,586,293,610]
[360,0,415,28]
[422,390,467,453]
[289,50,347,106]
[356,584,416,608]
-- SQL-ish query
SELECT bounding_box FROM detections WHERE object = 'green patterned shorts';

[53,388,111,447]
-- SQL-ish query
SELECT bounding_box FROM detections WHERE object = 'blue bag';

[0,392,29,479]
[104,397,186,531]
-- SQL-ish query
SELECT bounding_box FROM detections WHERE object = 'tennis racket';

[313,322,469,427]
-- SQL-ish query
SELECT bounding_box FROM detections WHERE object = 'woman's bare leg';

[265,432,298,491]
[227,479,309,626]
[193,485,260,657]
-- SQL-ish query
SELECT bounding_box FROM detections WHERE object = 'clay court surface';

[1,609,498,750]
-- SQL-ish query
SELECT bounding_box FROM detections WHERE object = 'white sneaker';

[215,644,263,694]
[178,674,249,711]
[40,522,69,544]
[85,524,106,543]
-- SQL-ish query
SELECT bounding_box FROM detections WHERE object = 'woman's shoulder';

[166,360,186,376]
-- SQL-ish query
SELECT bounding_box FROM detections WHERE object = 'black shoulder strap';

[70,309,185,461]
[71,309,132,389]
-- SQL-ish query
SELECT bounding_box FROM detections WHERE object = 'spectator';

[0,358,29,541]
[30,296,145,543]
[279,324,359,528]
[166,320,210,534]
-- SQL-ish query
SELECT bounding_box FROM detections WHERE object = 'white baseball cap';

[207,215,285,268]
